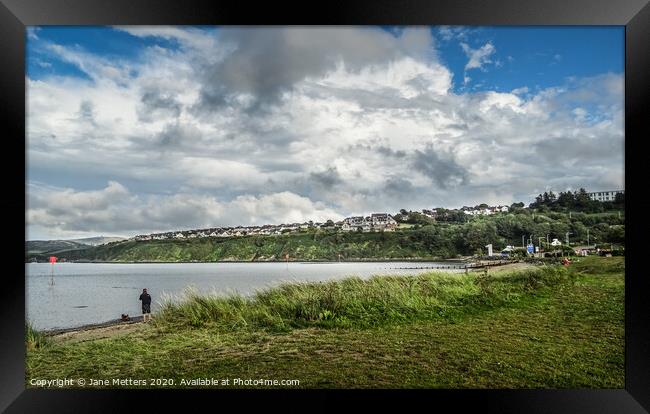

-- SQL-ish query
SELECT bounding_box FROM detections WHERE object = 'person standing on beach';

[139,288,152,322]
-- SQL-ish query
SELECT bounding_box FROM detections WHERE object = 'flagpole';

[49,256,57,286]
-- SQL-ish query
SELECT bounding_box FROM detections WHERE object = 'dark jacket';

[139,293,151,305]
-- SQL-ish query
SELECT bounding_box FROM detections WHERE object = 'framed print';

[1,0,649,412]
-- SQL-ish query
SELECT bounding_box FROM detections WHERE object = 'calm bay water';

[26,261,464,330]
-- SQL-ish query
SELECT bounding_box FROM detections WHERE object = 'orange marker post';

[49,256,57,285]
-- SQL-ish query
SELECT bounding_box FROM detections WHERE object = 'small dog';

[121,313,131,321]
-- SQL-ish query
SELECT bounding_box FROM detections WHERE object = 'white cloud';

[113,26,218,51]
[437,26,472,42]
[27,182,343,239]
[231,192,344,225]
[46,43,135,85]
[317,57,452,98]
[27,27,40,40]
[461,42,496,71]
[26,27,624,239]
[511,86,529,95]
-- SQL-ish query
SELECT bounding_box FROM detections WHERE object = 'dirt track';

[46,317,154,343]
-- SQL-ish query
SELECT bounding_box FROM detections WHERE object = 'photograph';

[23,25,626,390]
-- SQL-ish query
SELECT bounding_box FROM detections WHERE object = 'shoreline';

[39,260,524,338]
[27,257,623,389]
[27,257,477,264]
[43,316,145,337]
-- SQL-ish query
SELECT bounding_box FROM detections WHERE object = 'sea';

[25,261,466,330]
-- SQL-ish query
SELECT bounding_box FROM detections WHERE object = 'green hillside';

[26,240,88,256]
[26,210,625,263]
[28,231,452,262]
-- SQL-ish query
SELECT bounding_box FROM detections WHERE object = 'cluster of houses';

[419,205,510,219]
[130,204,514,242]
[132,222,325,241]
[341,213,398,232]
[459,205,510,216]
[131,213,399,241]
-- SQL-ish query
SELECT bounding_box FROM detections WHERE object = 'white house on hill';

[341,214,397,232]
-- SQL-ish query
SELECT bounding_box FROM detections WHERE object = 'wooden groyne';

[392,259,517,270]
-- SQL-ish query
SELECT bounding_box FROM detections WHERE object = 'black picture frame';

[2,0,648,412]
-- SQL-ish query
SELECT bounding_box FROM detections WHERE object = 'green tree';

[575,188,591,209]
[557,191,575,208]
[460,220,498,253]
[614,192,625,204]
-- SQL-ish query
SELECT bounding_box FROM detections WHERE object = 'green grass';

[156,266,571,332]
[26,256,624,388]
[25,321,49,351]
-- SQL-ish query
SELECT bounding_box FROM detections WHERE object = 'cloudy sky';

[26,26,624,240]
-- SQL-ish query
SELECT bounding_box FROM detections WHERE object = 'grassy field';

[25,256,624,388]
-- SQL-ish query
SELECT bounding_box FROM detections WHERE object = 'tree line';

[529,188,624,213]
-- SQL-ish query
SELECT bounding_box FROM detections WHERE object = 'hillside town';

[27,186,624,264]
[130,205,512,242]
[126,188,623,243]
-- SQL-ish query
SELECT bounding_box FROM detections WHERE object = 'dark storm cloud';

[193,27,434,113]
[240,120,300,149]
[77,100,96,125]
[377,146,408,158]
[384,176,415,195]
[304,84,412,110]
[412,146,469,188]
[302,82,452,112]
[137,87,182,122]
[309,167,343,189]
[155,122,203,149]
[345,142,408,158]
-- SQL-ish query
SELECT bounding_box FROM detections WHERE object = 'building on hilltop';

[371,213,397,231]
[421,209,436,218]
[588,190,624,202]
[461,204,510,216]
[341,216,365,232]
[341,214,397,232]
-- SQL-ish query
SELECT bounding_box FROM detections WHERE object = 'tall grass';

[568,256,625,275]
[26,321,48,350]
[156,266,572,332]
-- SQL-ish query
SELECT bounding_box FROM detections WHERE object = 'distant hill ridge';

[66,236,126,246]
[26,236,126,256]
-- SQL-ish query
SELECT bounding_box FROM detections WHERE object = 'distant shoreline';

[27,258,473,264]
[38,260,522,336]
[35,259,520,335]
